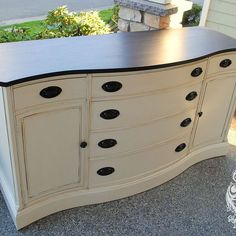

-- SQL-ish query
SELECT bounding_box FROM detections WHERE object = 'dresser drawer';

[92,61,206,98]
[90,109,195,158]
[91,83,201,131]
[89,134,190,187]
[13,78,87,110]
[207,53,236,75]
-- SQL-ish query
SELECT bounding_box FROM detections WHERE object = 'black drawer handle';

[40,86,62,99]
[186,91,198,101]
[180,118,192,127]
[220,59,232,68]
[100,109,120,120]
[191,67,203,77]
[102,81,122,92]
[175,143,186,152]
[97,167,115,176]
[98,139,117,149]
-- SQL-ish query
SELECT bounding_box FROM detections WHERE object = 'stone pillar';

[114,0,192,32]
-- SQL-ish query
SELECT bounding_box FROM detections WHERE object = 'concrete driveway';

[0,0,114,23]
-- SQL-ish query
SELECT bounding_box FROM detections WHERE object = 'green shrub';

[111,5,120,24]
[36,6,80,39]
[77,11,111,36]
[37,6,111,39]
[110,5,120,32]
[0,6,111,43]
[182,4,202,27]
[0,27,36,43]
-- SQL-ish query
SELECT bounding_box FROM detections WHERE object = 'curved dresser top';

[0,27,236,87]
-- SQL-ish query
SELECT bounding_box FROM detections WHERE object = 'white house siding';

[202,0,236,38]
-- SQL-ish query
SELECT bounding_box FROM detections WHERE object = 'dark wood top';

[0,27,236,87]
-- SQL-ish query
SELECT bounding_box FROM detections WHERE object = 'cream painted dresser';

[0,27,236,229]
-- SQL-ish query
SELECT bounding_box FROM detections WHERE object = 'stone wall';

[114,0,192,32]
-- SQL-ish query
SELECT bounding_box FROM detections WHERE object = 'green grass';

[0,20,45,36]
[99,9,113,24]
[0,9,113,34]
[0,8,116,43]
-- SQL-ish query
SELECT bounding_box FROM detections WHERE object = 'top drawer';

[13,78,87,110]
[92,60,207,98]
[207,53,236,75]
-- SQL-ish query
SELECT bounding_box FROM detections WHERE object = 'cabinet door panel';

[22,107,82,197]
[193,77,236,147]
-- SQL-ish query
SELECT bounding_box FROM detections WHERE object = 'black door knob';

[102,81,122,92]
[98,139,117,149]
[175,143,186,152]
[191,67,203,77]
[80,142,87,148]
[40,86,62,99]
[97,167,115,176]
[180,118,192,127]
[220,59,232,68]
[186,91,198,101]
[100,109,120,120]
[198,112,203,117]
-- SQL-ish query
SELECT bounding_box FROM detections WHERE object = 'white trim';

[200,0,212,26]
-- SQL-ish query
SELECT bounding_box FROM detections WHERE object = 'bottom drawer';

[89,134,190,187]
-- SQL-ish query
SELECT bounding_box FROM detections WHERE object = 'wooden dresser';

[0,27,236,229]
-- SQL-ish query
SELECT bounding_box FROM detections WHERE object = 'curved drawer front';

[89,134,190,187]
[207,53,236,75]
[92,61,206,98]
[90,109,195,158]
[14,78,86,110]
[91,83,201,131]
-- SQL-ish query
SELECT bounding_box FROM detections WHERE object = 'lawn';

[99,9,114,24]
[0,8,114,36]
[0,20,45,36]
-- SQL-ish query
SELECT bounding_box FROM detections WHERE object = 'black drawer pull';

[220,59,232,68]
[98,139,117,149]
[100,109,120,120]
[186,91,198,101]
[40,86,62,99]
[80,142,87,148]
[102,81,122,92]
[175,143,186,152]
[180,118,192,127]
[191,67,203,77]
[97,167,115,176]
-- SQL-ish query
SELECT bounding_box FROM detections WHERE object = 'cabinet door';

[193,77,236,147]
[17,103,86,199]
